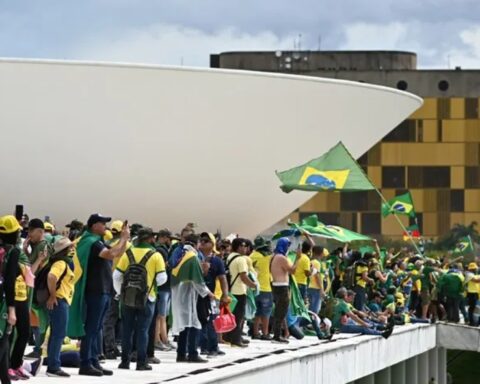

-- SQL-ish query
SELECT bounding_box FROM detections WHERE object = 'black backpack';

[225,254,241,290]
[343,262,359,289]
[34,256,70,306]
[121,248,155,309]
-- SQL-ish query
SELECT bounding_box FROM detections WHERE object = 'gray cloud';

[0,0,479,68]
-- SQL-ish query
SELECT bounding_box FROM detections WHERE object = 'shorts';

[156,290,171,317]
[420,290,431,306]
[255,291,273,317]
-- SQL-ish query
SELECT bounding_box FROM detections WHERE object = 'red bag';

[213,306,237,333]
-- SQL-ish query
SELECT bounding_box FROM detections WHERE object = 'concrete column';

[437,347,447,384]
[418,352,429,384]
[406,356,418,384]
[428,348,439,383]
[356,375,374,384]
[391,361,406,384]
[374,367,391,384]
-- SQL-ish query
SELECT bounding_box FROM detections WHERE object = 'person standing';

[308,246,326,314]
[68,214,129,376]
[270,238,299,343]
[114,228,166,370]
[224,238,256,348]
[45,237,75,377]
[293,241,312,303]
[465,263,480,326]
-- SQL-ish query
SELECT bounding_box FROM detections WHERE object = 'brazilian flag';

[453,236,474,255]
[381,192,415,218]
[171,249,204,286]
[276,141,376,193]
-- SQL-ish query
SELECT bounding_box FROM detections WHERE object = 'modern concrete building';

[0,59,420,236]
[211,50,480,239]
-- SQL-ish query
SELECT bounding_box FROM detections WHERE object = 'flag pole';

[340,142,423,255]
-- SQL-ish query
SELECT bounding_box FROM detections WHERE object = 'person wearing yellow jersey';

[308,246,326,314]
[45,237,75,377]
[466,263,480,326]
[353,254,373,311]
[113,227,166,371]
[294,240,313,302]
[250,237,273,340]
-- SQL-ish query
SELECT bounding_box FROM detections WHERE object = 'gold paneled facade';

[293,97,480,239]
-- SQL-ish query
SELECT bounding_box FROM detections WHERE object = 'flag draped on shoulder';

[453,236,474,255]
[382,192,415,218]
[276,141,376,193]
[170,245,204,286]
[287,214,371,243]
[68,230,101,338]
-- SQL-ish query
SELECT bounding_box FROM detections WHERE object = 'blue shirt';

[201,253,225,292]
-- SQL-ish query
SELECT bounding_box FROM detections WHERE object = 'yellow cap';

[103,229,113,241]
[0,215,22,234]
[44,222,55,232]
[111,220,124,234]
[468,262,478,270]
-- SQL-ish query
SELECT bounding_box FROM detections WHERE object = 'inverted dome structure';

[0,59,422,236]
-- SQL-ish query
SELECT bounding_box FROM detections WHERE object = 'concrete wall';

[214,51,417,72]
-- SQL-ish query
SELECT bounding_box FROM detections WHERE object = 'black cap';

[137,227,157,240]
[28,218,44,230]
[157,229,173,238]
[87,214,111,227]
[66,219,84,230]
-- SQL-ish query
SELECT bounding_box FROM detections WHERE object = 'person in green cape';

[68,214,129,377]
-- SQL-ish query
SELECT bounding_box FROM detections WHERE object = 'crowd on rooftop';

[0,212,479,382]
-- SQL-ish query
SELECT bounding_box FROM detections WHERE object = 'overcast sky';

[1,0,479,68]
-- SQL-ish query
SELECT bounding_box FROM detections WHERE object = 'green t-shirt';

[29,239,49,266]
[420,266,434,291]
[438,273,463,298]
[332,299,350,328]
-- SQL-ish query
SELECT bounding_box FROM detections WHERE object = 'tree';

[434,221,479,251]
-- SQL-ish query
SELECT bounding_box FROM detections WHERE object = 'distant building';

[211,50,480,239]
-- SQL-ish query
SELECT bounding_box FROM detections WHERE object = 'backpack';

[34,256,70,306]
[343,262,359,289]
[121,248,155,309]
[225,254,241,290]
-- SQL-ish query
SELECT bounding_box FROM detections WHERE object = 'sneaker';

[207,350,226,357]
[136,364,152,371]
[251,334,261,340]
[260,334,272,341]
[241,338,250,344]
[24,351,40,359]
[30,358,43,377]
[147,356,161,364]
[154,342,168,351]
[118,361,130,370]
[97,355,106,363]
[104,351,117,360]
[94,366,113,376]
[200,349,208,355]
[164,342,175,351]
[229,342,248,348]
[46,369,70,378]
[14,368,30,380]
[78,366,103,376]
[8,369,19,380]
[176,355,188,363]
[272,337,289,344]
[187,355,208,363]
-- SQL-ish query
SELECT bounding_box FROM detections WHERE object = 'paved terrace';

[31,322,476,384]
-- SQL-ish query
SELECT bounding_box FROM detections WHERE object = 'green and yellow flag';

[170,248,205,286]
[453,236,474,255]
[276,142,376,193]
[381,192,415,218]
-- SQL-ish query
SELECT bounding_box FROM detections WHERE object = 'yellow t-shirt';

[15,268,28,302]
[108,238,132,270]
[228,253,248,295]
[250,251,272,293]
[467,274,480,293]
[309,259,322,289]
[294,253,311,285]
[355,265,369,288]
[49,260,75,304]
[116,246,165,301]
[411,269,421,292]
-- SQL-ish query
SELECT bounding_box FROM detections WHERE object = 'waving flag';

[453,236,474,255]
[382,192,415,218]
[276,142,376,193]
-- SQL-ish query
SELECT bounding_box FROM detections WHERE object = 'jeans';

[224,294,246,345]
[272,286,289,339]
[147,299,158,358]
[47,299,69,371]
[353,285,366,311]
[445,296,460,323]
[340,324,382,336]
[307,288,322,314]
[298,284,308,302]
[467,292,479,326]
[103,296,120,354]
[80,294,111,368]
[200,317,218,353]
[177,327,199,358]
[121,301,155,365]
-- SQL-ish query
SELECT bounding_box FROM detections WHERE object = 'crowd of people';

[0,212,479,382]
